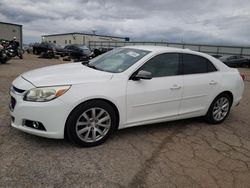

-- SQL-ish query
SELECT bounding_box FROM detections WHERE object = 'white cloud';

[0,0,250,45]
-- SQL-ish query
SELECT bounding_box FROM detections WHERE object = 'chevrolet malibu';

[9,46,244,147]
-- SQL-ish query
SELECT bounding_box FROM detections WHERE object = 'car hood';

[21,63,113,87]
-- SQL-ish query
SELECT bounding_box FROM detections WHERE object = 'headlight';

[24,85,71,102]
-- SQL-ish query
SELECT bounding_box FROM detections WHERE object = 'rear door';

[179,53,221,117]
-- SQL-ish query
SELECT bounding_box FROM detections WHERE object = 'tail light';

[240,73,245,81]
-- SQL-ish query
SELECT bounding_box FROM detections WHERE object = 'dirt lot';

[0,54,250,188]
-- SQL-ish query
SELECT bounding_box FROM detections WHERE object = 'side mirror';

[131,70,152,80]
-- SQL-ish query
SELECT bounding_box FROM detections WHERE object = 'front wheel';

[66,100,117,147]
[205,93,232,124]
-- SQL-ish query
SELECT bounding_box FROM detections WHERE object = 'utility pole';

[181,36,184,44]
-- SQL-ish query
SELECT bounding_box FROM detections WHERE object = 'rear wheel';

[205,93,232,124]
[242,61,249,68]
[66,100,117,147]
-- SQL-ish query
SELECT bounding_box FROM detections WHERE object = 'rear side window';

[182,54,217,74]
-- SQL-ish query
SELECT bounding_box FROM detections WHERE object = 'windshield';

[73,44,89,50]
[89,48,150,73]
[78,45,89,50]
[48,43,57,47]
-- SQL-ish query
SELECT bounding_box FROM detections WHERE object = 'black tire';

[205,93,232,124]
[1,60,7,64]
[241,62,248,68]
[66,100,117,147]
[47,52,53,59]
[33,49,38,55]
[18,53,23,59]
[93,49,102,56]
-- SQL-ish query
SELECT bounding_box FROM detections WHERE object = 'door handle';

[209,81,218,85]
[170,85,181,90]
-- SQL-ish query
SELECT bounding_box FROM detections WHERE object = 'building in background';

[41,32,129,47]
[0,21,23,47]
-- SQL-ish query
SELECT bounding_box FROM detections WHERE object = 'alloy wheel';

[75,107,111,143]
[212,97,230,121]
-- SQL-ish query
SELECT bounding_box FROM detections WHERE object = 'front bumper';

[9,87,70,139]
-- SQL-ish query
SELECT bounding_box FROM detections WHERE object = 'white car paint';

[9,46,244,139]
[126,75,183,124]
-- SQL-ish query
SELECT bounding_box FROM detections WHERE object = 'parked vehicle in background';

[6,37,23,59]
[23,44,33,54]
[6,44,23,59]
[0,43,11,64]
[10,46,245,147]
[0,40,9,48]
[0,39,23,59]
[211,54,222,59]
[32,42,57,55]
[58,44,93,61]
[33,43,65,59]
[92,48,113,57]
[219,55,249,67]
[54,45,65,56]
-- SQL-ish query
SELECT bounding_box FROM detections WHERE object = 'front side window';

[78,45,89,50]
[139,53,180,77]
[182,54,216,74]
[89,48,150,73]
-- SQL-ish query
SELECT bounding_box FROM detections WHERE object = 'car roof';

[222,55,234,57]
[122,45,190,53]
[122,45,214,58]
[122,45,231,71]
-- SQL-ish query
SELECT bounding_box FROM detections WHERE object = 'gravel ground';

[0,54,250,188]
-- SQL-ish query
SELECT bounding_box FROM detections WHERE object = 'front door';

[126,53,183,125]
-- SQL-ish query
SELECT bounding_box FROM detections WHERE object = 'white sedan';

[9,46,244,147]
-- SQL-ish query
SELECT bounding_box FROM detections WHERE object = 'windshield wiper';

[81,60,90,65]
[87,64,99,70]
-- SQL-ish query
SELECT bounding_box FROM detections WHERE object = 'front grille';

[9,96,16,111]
[12,86,25,94]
